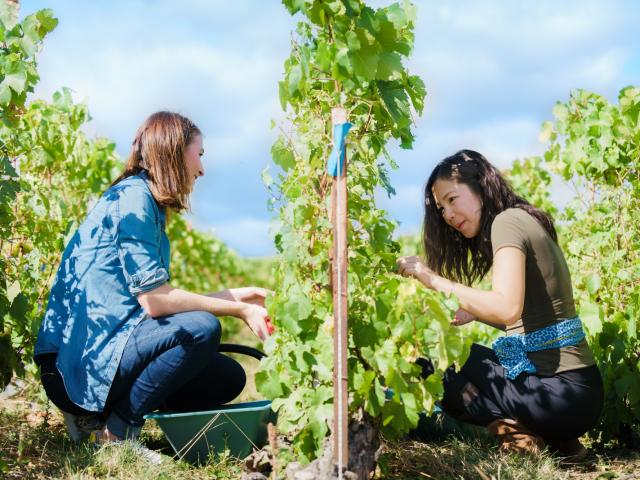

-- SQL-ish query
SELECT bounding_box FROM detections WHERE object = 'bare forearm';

[139,284,247,318]
[430,276,513,329]
[398,248,524,330]
[206,289,236,302]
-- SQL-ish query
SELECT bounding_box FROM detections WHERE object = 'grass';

[2,388,639,480]
[0,325,262,480]
[377,437,640,479]
[2,326,638,480]
[0,397,244,479]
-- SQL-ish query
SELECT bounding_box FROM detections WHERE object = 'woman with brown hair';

[34,111,272,456]
[397,150,603,460]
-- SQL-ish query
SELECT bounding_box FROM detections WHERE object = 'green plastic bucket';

[144,343,276,464]
[145,399,276,464]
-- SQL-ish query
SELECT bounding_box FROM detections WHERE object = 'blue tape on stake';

[327,122,352,176]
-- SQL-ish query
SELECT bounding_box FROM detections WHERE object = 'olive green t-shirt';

[490,208,595,376]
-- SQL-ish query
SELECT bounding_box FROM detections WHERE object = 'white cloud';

[34,41,284,146]
[410,0,639,127]
[388,116,544,179]
[20,0,640,256]
[432,118,545,168]
[193,217,275,258]
[425,1,630,51]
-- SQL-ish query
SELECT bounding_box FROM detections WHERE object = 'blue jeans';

[38,311,246,439]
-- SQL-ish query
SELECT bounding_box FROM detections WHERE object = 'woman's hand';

[452,308,476,327]
[396,256,437,289]
[229,287,272,307]
[241,303,274,341]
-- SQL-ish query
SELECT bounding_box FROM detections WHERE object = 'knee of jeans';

[182,311,222,346]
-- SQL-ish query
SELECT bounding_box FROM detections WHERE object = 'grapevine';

[257,0,476,462]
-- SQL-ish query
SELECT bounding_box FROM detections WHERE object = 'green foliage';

[503,156,558,219]
[0,9,63,385]
[396,234,498,347]
[258,0,473,461]
[168,215,268,342]
[167,215,248,294]
[239,257,278,292]
[0,84,255,384]
[0,9,261,386]
[0,8,57,116]
[507,87,640,445]
[1,87,123,383]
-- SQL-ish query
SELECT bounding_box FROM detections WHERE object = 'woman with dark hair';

[397,150,602,459]
[34,112,273,457]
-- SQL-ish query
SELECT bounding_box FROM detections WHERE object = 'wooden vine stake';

[330,106,349,475]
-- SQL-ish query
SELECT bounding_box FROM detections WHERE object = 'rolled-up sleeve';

[113,186,169,295]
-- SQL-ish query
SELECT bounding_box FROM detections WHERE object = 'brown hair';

[111,111,201,212]
[423,149,557,286]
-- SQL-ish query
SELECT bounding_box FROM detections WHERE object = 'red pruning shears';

[265,316,276,335]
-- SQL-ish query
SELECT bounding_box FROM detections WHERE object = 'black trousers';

[426,343,604,442]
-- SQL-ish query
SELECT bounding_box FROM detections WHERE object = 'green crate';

[145,399,277,464]
[144,343,275,464]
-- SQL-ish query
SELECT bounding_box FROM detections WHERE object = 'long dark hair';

[423,149,557,285]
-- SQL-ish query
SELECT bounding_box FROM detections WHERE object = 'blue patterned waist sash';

[492,316,585,380]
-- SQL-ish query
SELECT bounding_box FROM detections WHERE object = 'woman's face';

[432,178,483,238]
[184,134,204,190]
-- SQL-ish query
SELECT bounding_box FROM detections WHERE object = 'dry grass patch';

[378,437,640,480]
[0,399,243,479]
[2,375,639,479]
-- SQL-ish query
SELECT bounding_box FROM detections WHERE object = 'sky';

[21,0,640,257]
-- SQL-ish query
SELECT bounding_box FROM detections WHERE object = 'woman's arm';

[137,283,271,340]
[207,287,271,307]
[397,246,526,329]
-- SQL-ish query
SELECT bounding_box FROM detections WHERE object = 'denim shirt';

[34,171,170,412]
